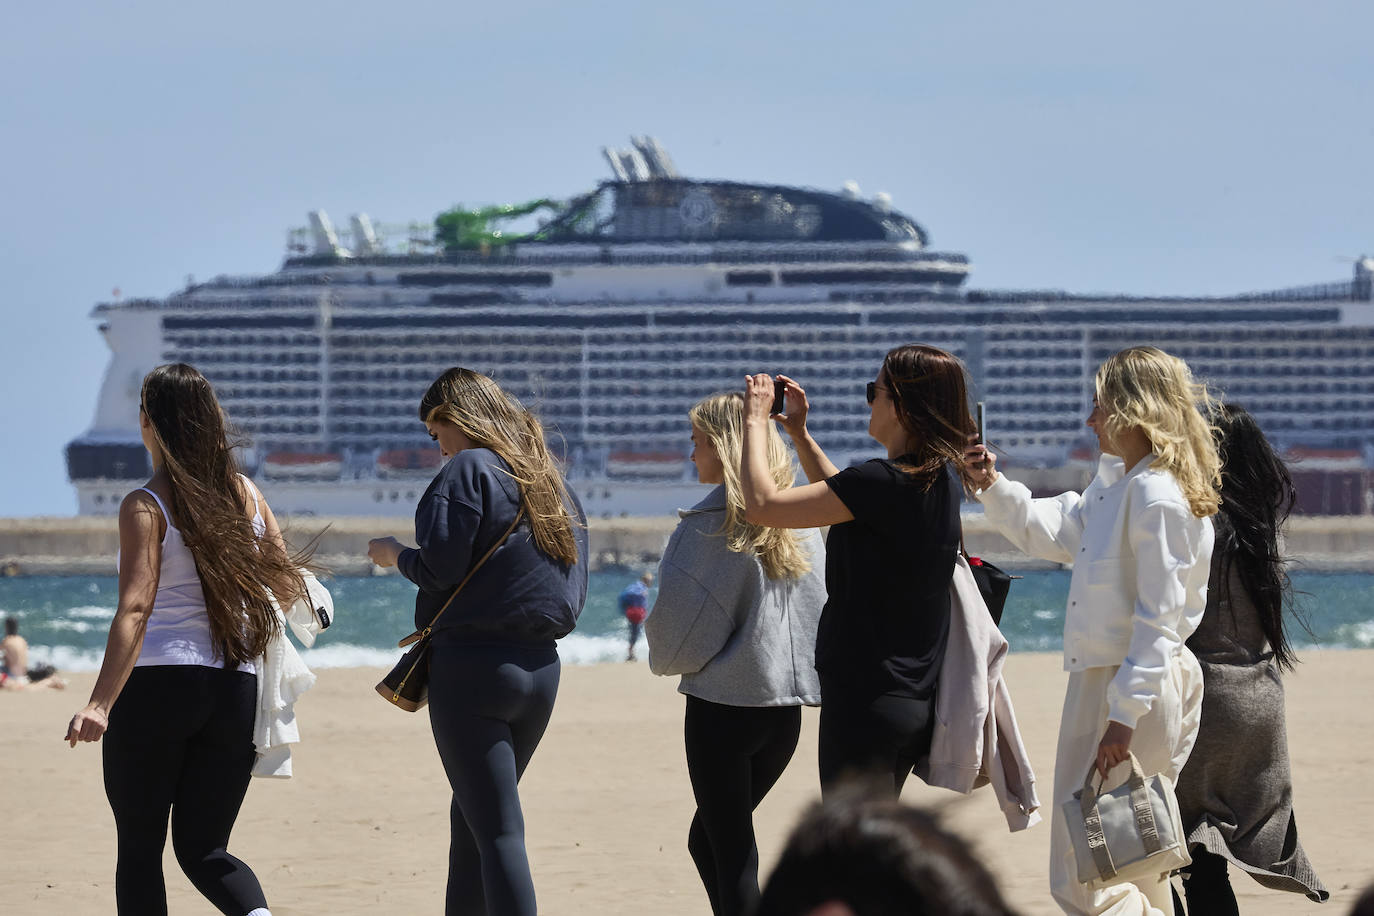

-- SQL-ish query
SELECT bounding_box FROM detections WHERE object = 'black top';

[397,448,589,646]
[816,458,960,700]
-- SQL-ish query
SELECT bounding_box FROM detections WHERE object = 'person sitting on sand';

[1,617,65,690]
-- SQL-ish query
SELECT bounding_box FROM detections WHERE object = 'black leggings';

[427,642,560,916]
[684,696,802,916]
[102,665,265,916]
[817,686,934,797]
[1173,847,1240,916]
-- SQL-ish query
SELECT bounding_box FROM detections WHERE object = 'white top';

[977,454,1213,729]
[128,480,265,672]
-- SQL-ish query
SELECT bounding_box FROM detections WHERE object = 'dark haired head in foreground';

[753,784,1018,916]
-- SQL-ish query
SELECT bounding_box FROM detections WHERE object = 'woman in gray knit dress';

[1172,404,1327,913]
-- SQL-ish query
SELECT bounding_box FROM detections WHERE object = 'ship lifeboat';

[261,451,343,480]
[378,448,443,477]
[605,450,688,479]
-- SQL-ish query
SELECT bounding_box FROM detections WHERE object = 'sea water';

[3,570,1372,672]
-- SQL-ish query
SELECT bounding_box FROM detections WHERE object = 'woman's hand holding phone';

[964,437,998,490]
[771,375,809,438]
[743,374,776,425]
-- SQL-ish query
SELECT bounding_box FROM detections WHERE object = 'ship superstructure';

[68,138,1374,517]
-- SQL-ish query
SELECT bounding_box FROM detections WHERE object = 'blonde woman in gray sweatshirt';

[645,391,827,916]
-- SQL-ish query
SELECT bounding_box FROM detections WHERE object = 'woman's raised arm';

[740,373,853,529]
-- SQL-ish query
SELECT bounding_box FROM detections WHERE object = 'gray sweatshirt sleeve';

[645,522,737,676]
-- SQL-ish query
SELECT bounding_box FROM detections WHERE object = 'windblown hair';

[140,364,309,667]
[880,344,979,494]
[689,392,812,581]
[1094,346,1221,519]
[755,781,1019,916]
[419,368,579,566]
[1213,404,1304,671]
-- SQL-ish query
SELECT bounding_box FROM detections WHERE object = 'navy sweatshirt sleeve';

[397,448,589,643]
[397,494,481,593]
[396,452,492,594]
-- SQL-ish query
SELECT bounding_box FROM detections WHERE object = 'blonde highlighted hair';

[420,368,580,565]
[689,392,812,580]
[1094,346,1221,518]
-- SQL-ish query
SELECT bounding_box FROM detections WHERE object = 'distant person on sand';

[645,391,826,916]
[1171,405,1328,912]
[366,367,588,916]
[64,363,312,916]
[2,617,66,690]
[618,571,653,661]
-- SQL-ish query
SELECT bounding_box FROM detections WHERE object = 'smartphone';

[771,379,786,415]
[976,401,986,443]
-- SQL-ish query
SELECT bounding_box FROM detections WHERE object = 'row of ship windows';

[985,383,1081,396]
[1092,328,1374,344]
[579,328,965,346]
[986,366,1084,379]
[1225,382,1374,396]
[217,388,322,402]
[324,347,917,366]
[171,350,323,366]
[985,347,1083,360]
[179,338,1374,364]
[330,326,969,346]
[181,367,320,383]
[167,335,321,348]
[1174,347,1374,360]
[987,330,1084,342]
[1197,364,1374,380]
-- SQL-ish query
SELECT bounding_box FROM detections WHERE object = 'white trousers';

[1048,651,1203,916]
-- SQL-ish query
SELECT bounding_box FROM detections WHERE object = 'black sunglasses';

[865,381,888,404]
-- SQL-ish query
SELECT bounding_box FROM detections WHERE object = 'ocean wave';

[67,605,116,620]
[47,619,97,633]
[27,646,105,672]
[557,633,646,665]
[297,644,404,669]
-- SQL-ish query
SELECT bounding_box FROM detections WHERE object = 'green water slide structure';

[434,198,564,251]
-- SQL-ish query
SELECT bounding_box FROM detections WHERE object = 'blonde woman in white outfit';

[966,346,1220,916]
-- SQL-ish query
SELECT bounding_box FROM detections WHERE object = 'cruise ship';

[68,137,1374,517]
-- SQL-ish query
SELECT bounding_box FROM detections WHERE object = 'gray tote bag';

[1062,751,1191,887]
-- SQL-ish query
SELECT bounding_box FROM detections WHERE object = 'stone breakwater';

[3,514,1374,575]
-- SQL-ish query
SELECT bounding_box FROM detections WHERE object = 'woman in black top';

[367,367,589,916]
[740,344,977,796]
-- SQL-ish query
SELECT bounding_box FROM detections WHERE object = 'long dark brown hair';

[880,344,979,494]
[141,363,309,667]
[419,368,580,566]
[1212,404,1306,671]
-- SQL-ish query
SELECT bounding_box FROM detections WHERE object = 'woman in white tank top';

[65,363,311,916]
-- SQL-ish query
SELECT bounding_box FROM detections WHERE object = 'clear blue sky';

[3,0,1372,515]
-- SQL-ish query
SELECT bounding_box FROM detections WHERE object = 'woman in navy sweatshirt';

[367,367,588,916]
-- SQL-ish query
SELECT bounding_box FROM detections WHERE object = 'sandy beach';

[4,650,1371,914]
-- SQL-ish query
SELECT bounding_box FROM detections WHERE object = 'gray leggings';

[427,641,560,916]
